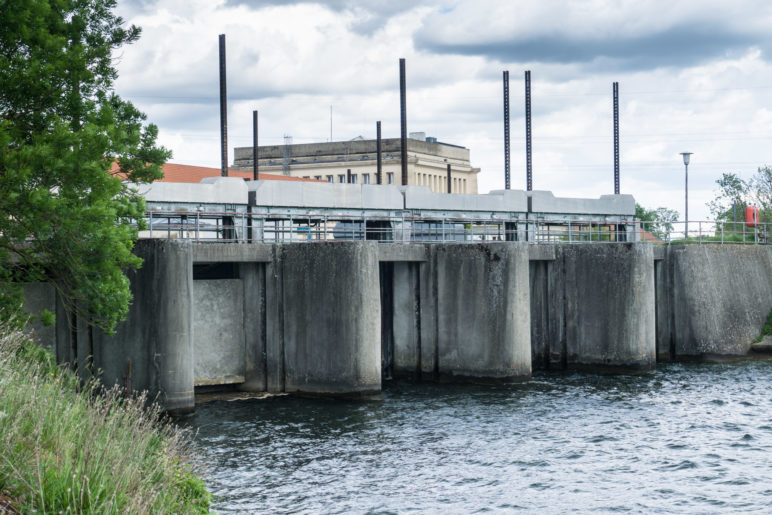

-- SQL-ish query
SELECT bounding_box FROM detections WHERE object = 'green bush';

[0,320,211,513]
[755,310,772,343]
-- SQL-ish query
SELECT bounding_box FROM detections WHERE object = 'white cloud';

[115,0,772,222]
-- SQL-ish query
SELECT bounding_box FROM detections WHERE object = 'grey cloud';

[416,25,764,71]
[224,0,431,34]
[116,0,161,17]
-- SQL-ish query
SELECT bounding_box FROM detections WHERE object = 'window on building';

[338,174,346,183]
[302,176,310,179]
[326,175,333,183]
[363,174,370,184]
[387,172,394,184]
[351,174,358,184]
[314,175,322,180]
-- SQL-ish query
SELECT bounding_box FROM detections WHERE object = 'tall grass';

[0,320,211,513]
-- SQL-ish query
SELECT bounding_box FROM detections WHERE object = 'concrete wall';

[239,262,267,392]
[249,181,404,210]
[381,243,532,382]
[92,239,194,413]
[562,244,655,370]
[528,191,635,216]
[22,237,772,413]
[392,262,421,377]
[139,176,248,204]
[193,279,245,386]
[529,260,551,368]
[532,244,656,371]
[662,245,772,357]
[403,187,527,213]
[432,243,532,381]
[280,242,382,396]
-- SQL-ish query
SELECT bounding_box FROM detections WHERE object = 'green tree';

[706,167,771,225]
[635,203,679,240]
[748,166,771,222]
[0,0,170,331]
[706,172,749,222]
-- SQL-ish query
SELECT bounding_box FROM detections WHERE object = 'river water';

[185,361,772,513]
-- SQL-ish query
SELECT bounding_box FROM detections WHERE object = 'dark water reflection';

[184,361,772,513]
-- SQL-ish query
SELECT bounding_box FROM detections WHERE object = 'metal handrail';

[138,210,770,245]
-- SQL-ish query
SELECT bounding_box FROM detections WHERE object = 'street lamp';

[680,152,693,238]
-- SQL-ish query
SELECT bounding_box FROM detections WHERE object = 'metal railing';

[638,220,770,245]
[137,209,770,245]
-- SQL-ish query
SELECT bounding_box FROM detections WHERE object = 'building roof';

[113,162,323,184]
[233,137,470,164]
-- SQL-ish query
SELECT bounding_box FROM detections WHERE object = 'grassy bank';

[0,322,211,513]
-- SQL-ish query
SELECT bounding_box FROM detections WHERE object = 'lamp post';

[680,152,692,238]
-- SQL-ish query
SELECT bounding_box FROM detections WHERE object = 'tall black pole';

[613,82,620,194]
[447,164,452,194]
[252,110,259,181]
[219,34,228,177]
[525,70,532,191]
[399,58,408,186]
[347,168,352,184]
[376,121,382,185]
[503,71,511,190]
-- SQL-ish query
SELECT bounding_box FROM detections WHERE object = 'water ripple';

[183,360,772,513]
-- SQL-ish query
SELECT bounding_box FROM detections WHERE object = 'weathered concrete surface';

[434,243,531,381]
[265,245,284,393]
[378,243,428,262]
[529,260,551,368]
[528,190,635,216]
[667,245,772,357]
[392,262,421,377]
[93,239,194,413]
[529,244,556,261]
[280,242,381,395]
[193,279,245,386]
[192,242,272,263]
[552,244,656,370]
[239,262,267,392]
[751,335,772,353]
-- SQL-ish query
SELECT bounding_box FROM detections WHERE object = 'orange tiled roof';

[639,230,663,243]
[112,162,324,183]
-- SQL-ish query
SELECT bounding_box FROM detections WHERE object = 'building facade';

[232,134,480,194]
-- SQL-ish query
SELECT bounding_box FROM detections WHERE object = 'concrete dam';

[25,240,772,414]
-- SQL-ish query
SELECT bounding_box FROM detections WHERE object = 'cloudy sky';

[114,0,772,220]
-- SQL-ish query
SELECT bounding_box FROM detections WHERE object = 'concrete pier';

[281,242,382,396]
[530,243,656,371]
[559,244,656,370]
[434,243,531,381]
[658,245,772,358]
[93,239,195,414]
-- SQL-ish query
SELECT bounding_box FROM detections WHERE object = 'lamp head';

[680,152,693,166]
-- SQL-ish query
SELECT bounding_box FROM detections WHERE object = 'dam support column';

[433,243,532,381]
[392,262,422,378]
[556,243,656,371]
[281,242,381,396]
[668,245,772,357]
[93,239,195,414]
[239,262,267,392]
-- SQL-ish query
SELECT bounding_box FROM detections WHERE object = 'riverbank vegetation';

[756,310,772,343]
[0,0,169,331]
[0,322,211,513]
